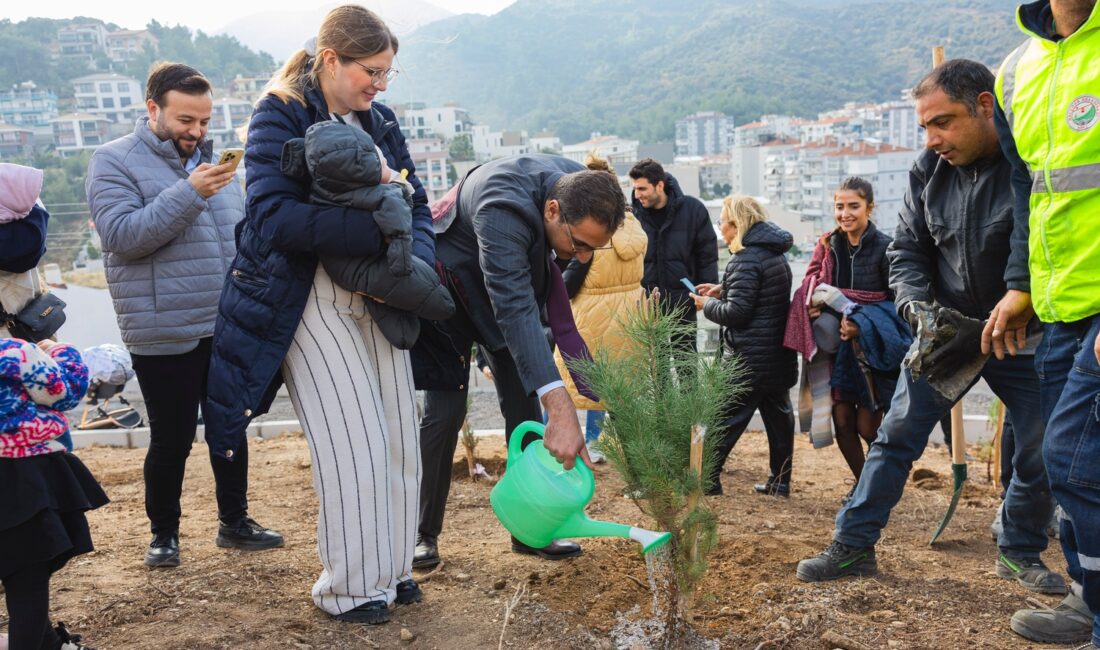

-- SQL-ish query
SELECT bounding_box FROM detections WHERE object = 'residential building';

[229,74,272,104]
[471,124,529,162]
[51,112,112,156]
[0,83,59,128]
[209,97,255,147]
[562,134,639,170]
[105,29,158,62]
[529,131,561,154]
[674,154,733,198]
[406,138,451,202]
[389,102,473,142]
[637,142,675,165]
[733,115,800,147]
[57,23,108,68]
[0,125,36,158]
[884,100,924,151]
[730,138,798,197]
[71,73,143,124]
[675,111,732,157]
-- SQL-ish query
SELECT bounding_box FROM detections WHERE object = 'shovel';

[929,403,966,545]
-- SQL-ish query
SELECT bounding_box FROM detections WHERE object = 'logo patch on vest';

[1067,96,1100,132]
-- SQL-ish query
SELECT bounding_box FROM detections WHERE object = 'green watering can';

[490,421,672,554]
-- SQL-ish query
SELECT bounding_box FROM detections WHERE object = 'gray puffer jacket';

[86,118,241,354]
[281,120,454,349]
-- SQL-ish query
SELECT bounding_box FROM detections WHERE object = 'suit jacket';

[433,154,584,396]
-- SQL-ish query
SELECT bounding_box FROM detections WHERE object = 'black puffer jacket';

[703,221,797,391]
[632,173,719,316]
[825,220,892,295]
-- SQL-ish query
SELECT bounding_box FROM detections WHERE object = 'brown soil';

[44,431,1064,649]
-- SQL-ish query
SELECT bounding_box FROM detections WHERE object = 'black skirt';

[0,452,109,579]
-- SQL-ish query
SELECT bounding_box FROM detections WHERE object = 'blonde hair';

[583,150,614,174]
[721,194,768,253]
[262,5,398,107]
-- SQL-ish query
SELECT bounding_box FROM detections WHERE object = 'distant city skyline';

[2,1,516,36]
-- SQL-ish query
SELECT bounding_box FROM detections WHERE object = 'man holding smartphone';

[86,62,283,569]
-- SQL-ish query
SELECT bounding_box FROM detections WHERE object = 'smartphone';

[680,277,698,295]
[217,148,245,171]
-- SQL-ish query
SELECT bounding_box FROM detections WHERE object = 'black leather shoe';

[333,600,391,625]
[510,536,582,560]
[144,531,180,568]
[753,477,791,497]
[396,578,423,604]
[215,516,285,550]
[413,535,440,569]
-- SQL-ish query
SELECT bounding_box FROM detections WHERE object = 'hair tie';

[303,37,318,57]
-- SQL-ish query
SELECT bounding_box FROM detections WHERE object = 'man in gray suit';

[87,62,283,568]
[416,153,625,560]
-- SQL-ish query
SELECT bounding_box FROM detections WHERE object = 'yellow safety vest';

[995,4,1100,323]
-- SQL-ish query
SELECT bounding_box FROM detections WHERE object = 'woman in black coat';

[693,195,797,497]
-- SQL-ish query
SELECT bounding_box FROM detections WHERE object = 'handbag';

[1,291,67,342]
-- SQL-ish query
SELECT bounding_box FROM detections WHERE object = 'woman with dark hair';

[204,4,433,625]
[788,177,895,501]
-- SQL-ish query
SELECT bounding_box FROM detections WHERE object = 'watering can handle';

[507,420,545,470]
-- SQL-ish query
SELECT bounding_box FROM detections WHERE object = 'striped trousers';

[282,265,420,615]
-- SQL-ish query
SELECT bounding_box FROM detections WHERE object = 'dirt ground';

[36,429,1068,649]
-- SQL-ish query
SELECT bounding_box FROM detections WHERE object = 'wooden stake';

[932,45,945,68]
[993,400,1006,486]
[680,423,706,614]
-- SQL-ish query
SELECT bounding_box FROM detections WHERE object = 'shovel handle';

[950,403,965,465]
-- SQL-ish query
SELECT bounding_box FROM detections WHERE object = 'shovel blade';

[929,462,968,545]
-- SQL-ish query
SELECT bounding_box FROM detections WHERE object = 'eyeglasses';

[349,60,400,86]
[563,221,613,256]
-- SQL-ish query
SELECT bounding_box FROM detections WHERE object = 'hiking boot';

[144,531,180,568]
[996,554,1068,594]
[215,517,285,550]
[796,541,877,582]
[396,579,423,605]
[334,600,391,625]
[1010,591,1092,644]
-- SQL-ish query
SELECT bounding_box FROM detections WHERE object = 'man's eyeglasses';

[349,60,400,86]
[564,221,613,255]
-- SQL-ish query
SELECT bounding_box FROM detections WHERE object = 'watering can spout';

[559,513,672,555]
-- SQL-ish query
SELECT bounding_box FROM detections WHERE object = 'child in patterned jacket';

[1,337,107,650]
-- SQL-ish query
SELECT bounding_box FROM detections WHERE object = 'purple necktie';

[546,255,599,401]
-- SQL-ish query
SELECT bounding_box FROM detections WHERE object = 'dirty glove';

[921,307,989,400]
[811,283,855,315]
[903,300,935,335]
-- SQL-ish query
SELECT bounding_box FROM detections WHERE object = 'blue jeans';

[834,352,1051,558]
[1037,315,1100,646]
[584,410,605,445]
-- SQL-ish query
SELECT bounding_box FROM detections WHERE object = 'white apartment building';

[105,29,158,62]
[530,131,562,153]
[208,97,255,147]
[57,24,108,68]
[72,73,144,124]
[675,111,732,157]
[0,83,59,128]
[51,112,112,156]
[406,138,451,202]
[229,74,272,104]
[392,102,473,142]
[884,100,924,151]
[562,134,639,170]
[733,115,800,147]
[471,124,529,162]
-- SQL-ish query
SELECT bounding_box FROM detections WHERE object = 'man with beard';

[86,62,283,569]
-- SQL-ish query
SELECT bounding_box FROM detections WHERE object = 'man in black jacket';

[795,59,1059,594]
[415,154,625,560]
[629,159,718,360]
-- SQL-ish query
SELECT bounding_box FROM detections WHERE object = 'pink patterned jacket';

[0,338,88,458]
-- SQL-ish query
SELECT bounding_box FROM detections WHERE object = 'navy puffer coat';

[204,79,434,460]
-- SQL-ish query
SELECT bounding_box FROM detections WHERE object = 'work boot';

[996,554,1068,594]
[796,541,876,582]
[1010,591,1092,644]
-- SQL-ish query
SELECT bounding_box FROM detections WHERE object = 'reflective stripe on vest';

[1031,161,1100,193]
[999,40,1032,131]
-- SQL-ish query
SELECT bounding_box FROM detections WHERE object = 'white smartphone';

[217,148,245,171]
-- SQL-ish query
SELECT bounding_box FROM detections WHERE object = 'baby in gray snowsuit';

[281,119,454,349]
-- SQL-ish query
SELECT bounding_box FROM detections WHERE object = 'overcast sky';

[3,1,515,34]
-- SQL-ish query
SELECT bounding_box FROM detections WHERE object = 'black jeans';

[131,337,248,535]
[418,388,469,542]
[709,386,795,487]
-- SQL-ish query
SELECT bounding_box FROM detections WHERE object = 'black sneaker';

[215,517,285,550]
[144,531,180,568]
[333,600,391,625]
[796,541,877,582]
[55,621,96,649]
[753,477,790,497]
[396,578,423,604]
